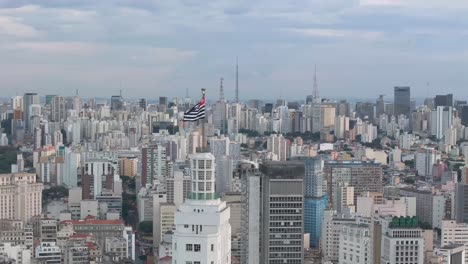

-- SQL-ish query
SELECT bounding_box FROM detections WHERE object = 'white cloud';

[360,0,468,8]
[286,28,383,40]
[0,16,40,37]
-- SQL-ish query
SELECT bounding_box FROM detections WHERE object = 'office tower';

[141,145,167,187]
[394,86,411,117]
[23,92,39,134]
[435,93,454,108]
[355,102,375,122]
[441,220,468,263]
[260,161,304,263]
[400,188,445,229]
[110,95,124,111]
[430,106,454,139]
[159,96,168,107]
[415,147,439,178]
[304,157,327,248]
[0,173,43,223]
[376,95,385,117]
[456,184,468,224]
[264,103,273,114]
[172,153,232,264]
[460,105,468,126]
[139,98,147,111]
[339,223,372,264]
[51,95,65,122]
[240,162,262,264]
[324,160,383,207]
[380,216,424,264]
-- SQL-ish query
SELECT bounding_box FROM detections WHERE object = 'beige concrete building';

[0,173,43,223]
[119,157,138,177]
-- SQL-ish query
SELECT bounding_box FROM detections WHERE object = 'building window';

[211,244,214,251]
[186,244,193,251]
[194,244,201,252]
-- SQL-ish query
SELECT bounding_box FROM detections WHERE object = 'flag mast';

[201,88,206,151]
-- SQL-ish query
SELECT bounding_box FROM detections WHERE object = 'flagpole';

[201,88,206,151]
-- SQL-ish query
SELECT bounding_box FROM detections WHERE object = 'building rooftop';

[260,160,304,179]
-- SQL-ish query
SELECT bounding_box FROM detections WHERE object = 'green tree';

[138,221,153,234]
[0,146,18,173]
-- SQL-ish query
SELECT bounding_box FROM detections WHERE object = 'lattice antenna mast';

[313,65,319,99]
[235,57,239,103]
[219,77,224,101]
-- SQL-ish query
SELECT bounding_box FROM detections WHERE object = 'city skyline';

[1,1,468,98]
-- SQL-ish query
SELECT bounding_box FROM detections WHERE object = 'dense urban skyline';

[1,1,468,98]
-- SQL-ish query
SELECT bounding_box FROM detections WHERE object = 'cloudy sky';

[1,0,468,101]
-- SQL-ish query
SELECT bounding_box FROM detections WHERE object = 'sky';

[1,0,468,101]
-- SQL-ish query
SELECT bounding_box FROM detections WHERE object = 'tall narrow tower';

[172,153,231,264]
[219,77,225,102]
[313,65,319,99]
[235,58,239,103]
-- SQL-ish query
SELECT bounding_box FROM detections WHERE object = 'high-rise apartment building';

[172,153,231,264]
[394,86,411,117]
[51,95,65,122]
[415,147,440,178]
[23,92,40,134]
[141,145,167,187]
[120,157,138,177]
[430,106,453,139]
[0,173,43,223]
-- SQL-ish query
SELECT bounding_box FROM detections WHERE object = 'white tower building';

[172,153,231,264]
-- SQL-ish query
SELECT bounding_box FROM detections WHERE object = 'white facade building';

[339,223,371,264]
[441,220,468,264]
[172,153,231,264]
[380,217,424,264]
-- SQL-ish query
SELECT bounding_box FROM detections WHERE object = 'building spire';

[235,57,239,103]
[219,77,224,101]
[313,65,319,99]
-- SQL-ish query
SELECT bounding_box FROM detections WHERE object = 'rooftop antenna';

[235,57,239,103]
[313,64,319,99]
[219,77,224,101]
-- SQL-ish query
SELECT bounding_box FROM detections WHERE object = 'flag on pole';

[183,96,206,122]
